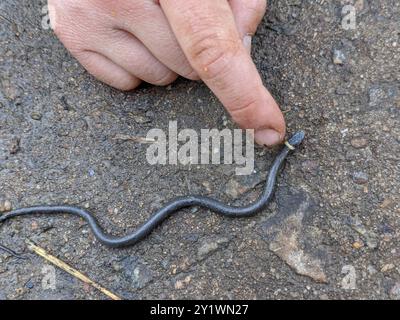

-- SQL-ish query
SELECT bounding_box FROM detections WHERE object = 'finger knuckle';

[188,31,240,80]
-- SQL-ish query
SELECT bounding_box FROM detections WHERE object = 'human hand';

[48,0,285,146]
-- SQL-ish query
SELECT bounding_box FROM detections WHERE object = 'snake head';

[287,131,305,147]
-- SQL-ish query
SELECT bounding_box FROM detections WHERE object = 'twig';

[26,240,122,300]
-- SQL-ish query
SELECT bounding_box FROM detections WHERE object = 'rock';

[31,112,42,120]
[112,261,123,272]
[224,179,242,198]
[389,282,400,299]
[354,0,365,11]
[25,279,34,289]
[367,265,377,275]
[183,233,199,243]
[380,198,393,209]
[381,264,395,273]
[365,237,379,249]
[197,237,229,259]
[352,172,369,185]
[267,189,328,283]
[269,223,327,283]
[352,241,363,249]
[350,137,368,149]
[9,137,20,154]
[0,200,12,213]
[133,114,151,124]
[145,111,155,119]
[368,84,399,108]
[333,49,346,65]
[348,217,379,249]
[1,79,19,100]
[224,173,263,199]
[341,265,357,290]
[120,256,153,289]
[174,275,192,290]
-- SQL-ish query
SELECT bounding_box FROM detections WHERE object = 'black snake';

[0,131,305,250]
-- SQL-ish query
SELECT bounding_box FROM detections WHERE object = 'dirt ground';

[0,0,399,300]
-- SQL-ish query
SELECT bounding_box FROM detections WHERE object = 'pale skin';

[48,0,286,146]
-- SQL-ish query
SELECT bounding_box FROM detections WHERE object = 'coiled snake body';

[0,131,305,249]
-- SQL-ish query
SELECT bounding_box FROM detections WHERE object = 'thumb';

[160,0,285,146]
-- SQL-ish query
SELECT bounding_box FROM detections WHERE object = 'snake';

[0,244,26,259]
[0,131,305,249]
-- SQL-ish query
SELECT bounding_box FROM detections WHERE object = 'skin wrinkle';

[190,37,241,80]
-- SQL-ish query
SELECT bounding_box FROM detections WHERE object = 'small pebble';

[333,49,346,65]
[352,172,369,185]
[174,276,192,290]
[9,137,20,154]
[380,198,392,209]
[25,280,34,289]
[367,265,377,275]
[31,112,42,120]
[0,200,12,213]
[350,137,368,149]
[133,115,151,124]
[352,241,363,249]
[381,263,395,272]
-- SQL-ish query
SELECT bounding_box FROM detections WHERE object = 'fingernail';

[243,35,252,54]
[254,129,282,147]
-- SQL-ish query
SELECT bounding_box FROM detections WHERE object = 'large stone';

[264,188,328,283]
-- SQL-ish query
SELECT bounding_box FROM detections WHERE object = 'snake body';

[0,244,26,259]
[0,131,305,248]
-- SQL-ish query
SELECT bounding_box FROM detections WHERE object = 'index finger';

[159,0,285,146]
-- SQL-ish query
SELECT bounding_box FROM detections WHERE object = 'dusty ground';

[0,0,399,300]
